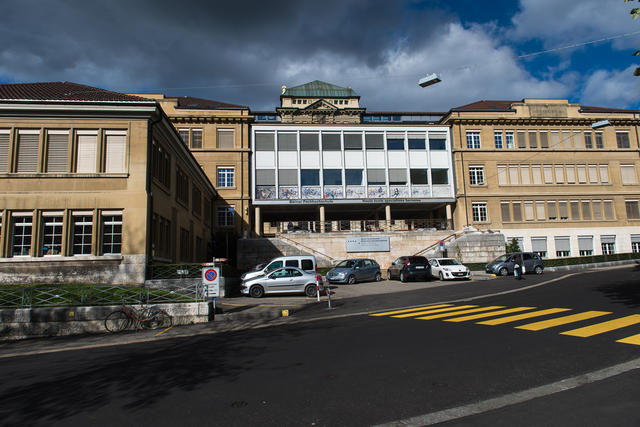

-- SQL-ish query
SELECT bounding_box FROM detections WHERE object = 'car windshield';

[335,260,356,268]
[439,259,460,266]
[493,255,509,263]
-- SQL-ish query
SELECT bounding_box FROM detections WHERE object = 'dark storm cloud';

[0,0,452,109]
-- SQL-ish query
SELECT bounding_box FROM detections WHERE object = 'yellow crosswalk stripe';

[370,304,453,317]
[477,308,571,325]
[617,334,640,346]
[561,315,640,337]
[445,307,537,323]
[416,306,505,320]
[516,311,611,331]
[392,305,477,318]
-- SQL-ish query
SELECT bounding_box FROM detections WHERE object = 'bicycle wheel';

[104,310,131,333]
[142,308,172,329]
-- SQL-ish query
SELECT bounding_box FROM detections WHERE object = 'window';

[428,137,446,150]
[176,168,189,205]
[279,133,297,151]
[17,130,40,173]
[217,206,234,227]
[601,235,616,255]
[558,201,569,220]
[543,165,553,184]
[626,200,640,219]
[577,165,587,183]
[570,201,581,220]
[344,133,362,150]
[512,202,522,221]
[517,131,526,149]
[387,133,404,150]
[600,165,609,183]
[554,165,564,183]
[562,131,572,148]
[367,169,386,185]
[524,201,534,221]
[191,129,203,149]
[555,236,571,257]
[584,132,593,149]
[592,200,603,220]
[12,213,32,256]
[581,200,592,220]
[0,129,9,172]
[494,131,503,149]
[595,132,604,148]
[531,237,547,258]
[365,133,384,149]
[300,169,319,186]
[616,132,630,148]
[217,167,234,188]
[497,166,507,185]
[217,129,234,149]
[76,131,97,173]
[536,201,545,220]
[466,131,480,149]
[192,186,201,217]
[179,228,191,261]
[105,131,126,173]
[41,212,63,256]
[178,129,189,145]
[520,165,530,185]
[501,202,511,222]
[604,200,615,220]
[509,166,519,184]
[550,131,560,148]
[388,169,407,185]
[532,165,542,184]
[505,131,514,149]
[46,130,69,173]
[408,132,425,150]
[528,131,538,148]
[431,169,449,185]
[548,201,557,220]
[278,169,298,186]
[566,165,575,183]
[345,169,363,185]
[469,166,485,185]
[323,169,342,185]
[101,212,122,255]
[410,169,428,185]
[631,235,640,253]
[588,165,598,184]
[72,212,93,255]
[539,131,549,148]
[255,133,275,151]
[152,141,171,188]
[472,203,487,222]
[578,236,593,256]
[300,133,319,151]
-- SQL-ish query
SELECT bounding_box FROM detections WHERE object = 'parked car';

[326,258,382,284]
[429,258,471,280]
[387,256,431,282]
[241,266,324,298]
[241,255,317,282]
[485,252,544,276]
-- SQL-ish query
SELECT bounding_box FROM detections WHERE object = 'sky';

[0,0,639,112]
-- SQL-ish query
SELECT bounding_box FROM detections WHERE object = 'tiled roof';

[0,82,153,103]
[283,80,358,98]
[450,100,518,112]
[175,96,248,110]
[579,105,639,113]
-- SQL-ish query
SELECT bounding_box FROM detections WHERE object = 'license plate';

[415,266,424,269]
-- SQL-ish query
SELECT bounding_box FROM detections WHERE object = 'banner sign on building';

[346,236,390,253]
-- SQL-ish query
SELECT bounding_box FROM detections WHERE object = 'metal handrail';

[276,234,339,264]
[413,231,460,257]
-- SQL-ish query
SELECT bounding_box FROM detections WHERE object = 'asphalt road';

[1,266,640,426]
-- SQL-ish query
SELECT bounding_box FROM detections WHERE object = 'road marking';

[416,306,505,320]
[392,305,477,318]
[373,356,640,427]
[617,334,640,346]
[516,311,610,331]
[477,308,571,325]
[562,315,640,337]
[370,304,453,317]
[445,307,537,322]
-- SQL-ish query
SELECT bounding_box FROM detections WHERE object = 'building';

[243,81,457,268]
[141,94,252,264]
[0,82,216,285]
[441,98,640,258]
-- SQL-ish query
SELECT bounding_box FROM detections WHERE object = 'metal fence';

[0,281,205,309]
[266,218,452,235]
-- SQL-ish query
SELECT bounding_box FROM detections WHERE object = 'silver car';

[241,267,324,298]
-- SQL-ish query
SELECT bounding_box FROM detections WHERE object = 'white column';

[254,207,262,236]
[319,205,326,233]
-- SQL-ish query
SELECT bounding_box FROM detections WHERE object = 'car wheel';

[534,265,543,275]
[400,272,407,282]
[375,272,382,282]
[439,272,444,281]
[499,267,509,276]
[305,284,317,297]
[387,271,392,280]
[347,275,356,285]
[249,285,264,298]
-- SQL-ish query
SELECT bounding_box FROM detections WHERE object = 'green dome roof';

[283,80,358,98]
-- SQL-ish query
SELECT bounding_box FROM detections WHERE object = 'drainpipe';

[457,114,469,227]
[146,108,164,281]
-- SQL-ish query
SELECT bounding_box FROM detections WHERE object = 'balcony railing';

[263,218,452,235]
[256,184,453,200]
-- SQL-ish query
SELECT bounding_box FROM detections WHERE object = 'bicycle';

[104,303,172,333]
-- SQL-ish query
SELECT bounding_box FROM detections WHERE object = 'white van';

[241,255,317,281]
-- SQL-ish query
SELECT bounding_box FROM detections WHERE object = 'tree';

[505,238,521,254]
[625,0,640,75]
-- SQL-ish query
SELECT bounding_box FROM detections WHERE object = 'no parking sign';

[202,267,220,297]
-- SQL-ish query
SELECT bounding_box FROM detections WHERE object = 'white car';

[430,258,471,280]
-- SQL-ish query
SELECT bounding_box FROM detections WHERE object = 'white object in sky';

[591,119,611,129]
[418,73,441,88]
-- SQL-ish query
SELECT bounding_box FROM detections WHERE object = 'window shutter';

[278,169,298,185]
[536,201,545,220]
[105,134,126,173]
[543,165,553,183]
[76,134,97,173]
[531,237,547,252]
[603,200,615,219]
[531,165,542,184]
[524,201,534,220]
[565,165,575,183]
[367,169,386,184]
[600,235,615,244]
[501,202,511,222]
[278,133,297,151]
[520,165,530,185]
[554,236,570,252]
[217,129,234,148]
[255,133,275,151]
[17,131,39,173]
[388,169,406,184]
[509,166,519,184]
[599,165,609,183]
[0,130,9,172]
[577,165,587,183]
[558,201,569,219]
[621,165,636,184]
[256,169,275,185]
[497,166,507,185]
[300,133,319,151]
[46,132,69,173]
[344,133,363,150]
[578,236,593,251]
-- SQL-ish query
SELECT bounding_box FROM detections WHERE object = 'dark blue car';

[326,258,382,284]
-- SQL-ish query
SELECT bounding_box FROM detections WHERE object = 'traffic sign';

[202,267,220,297]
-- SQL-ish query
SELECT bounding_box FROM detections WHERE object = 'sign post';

[202,266,220,318]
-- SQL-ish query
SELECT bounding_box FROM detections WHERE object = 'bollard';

[327,286,332,309]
